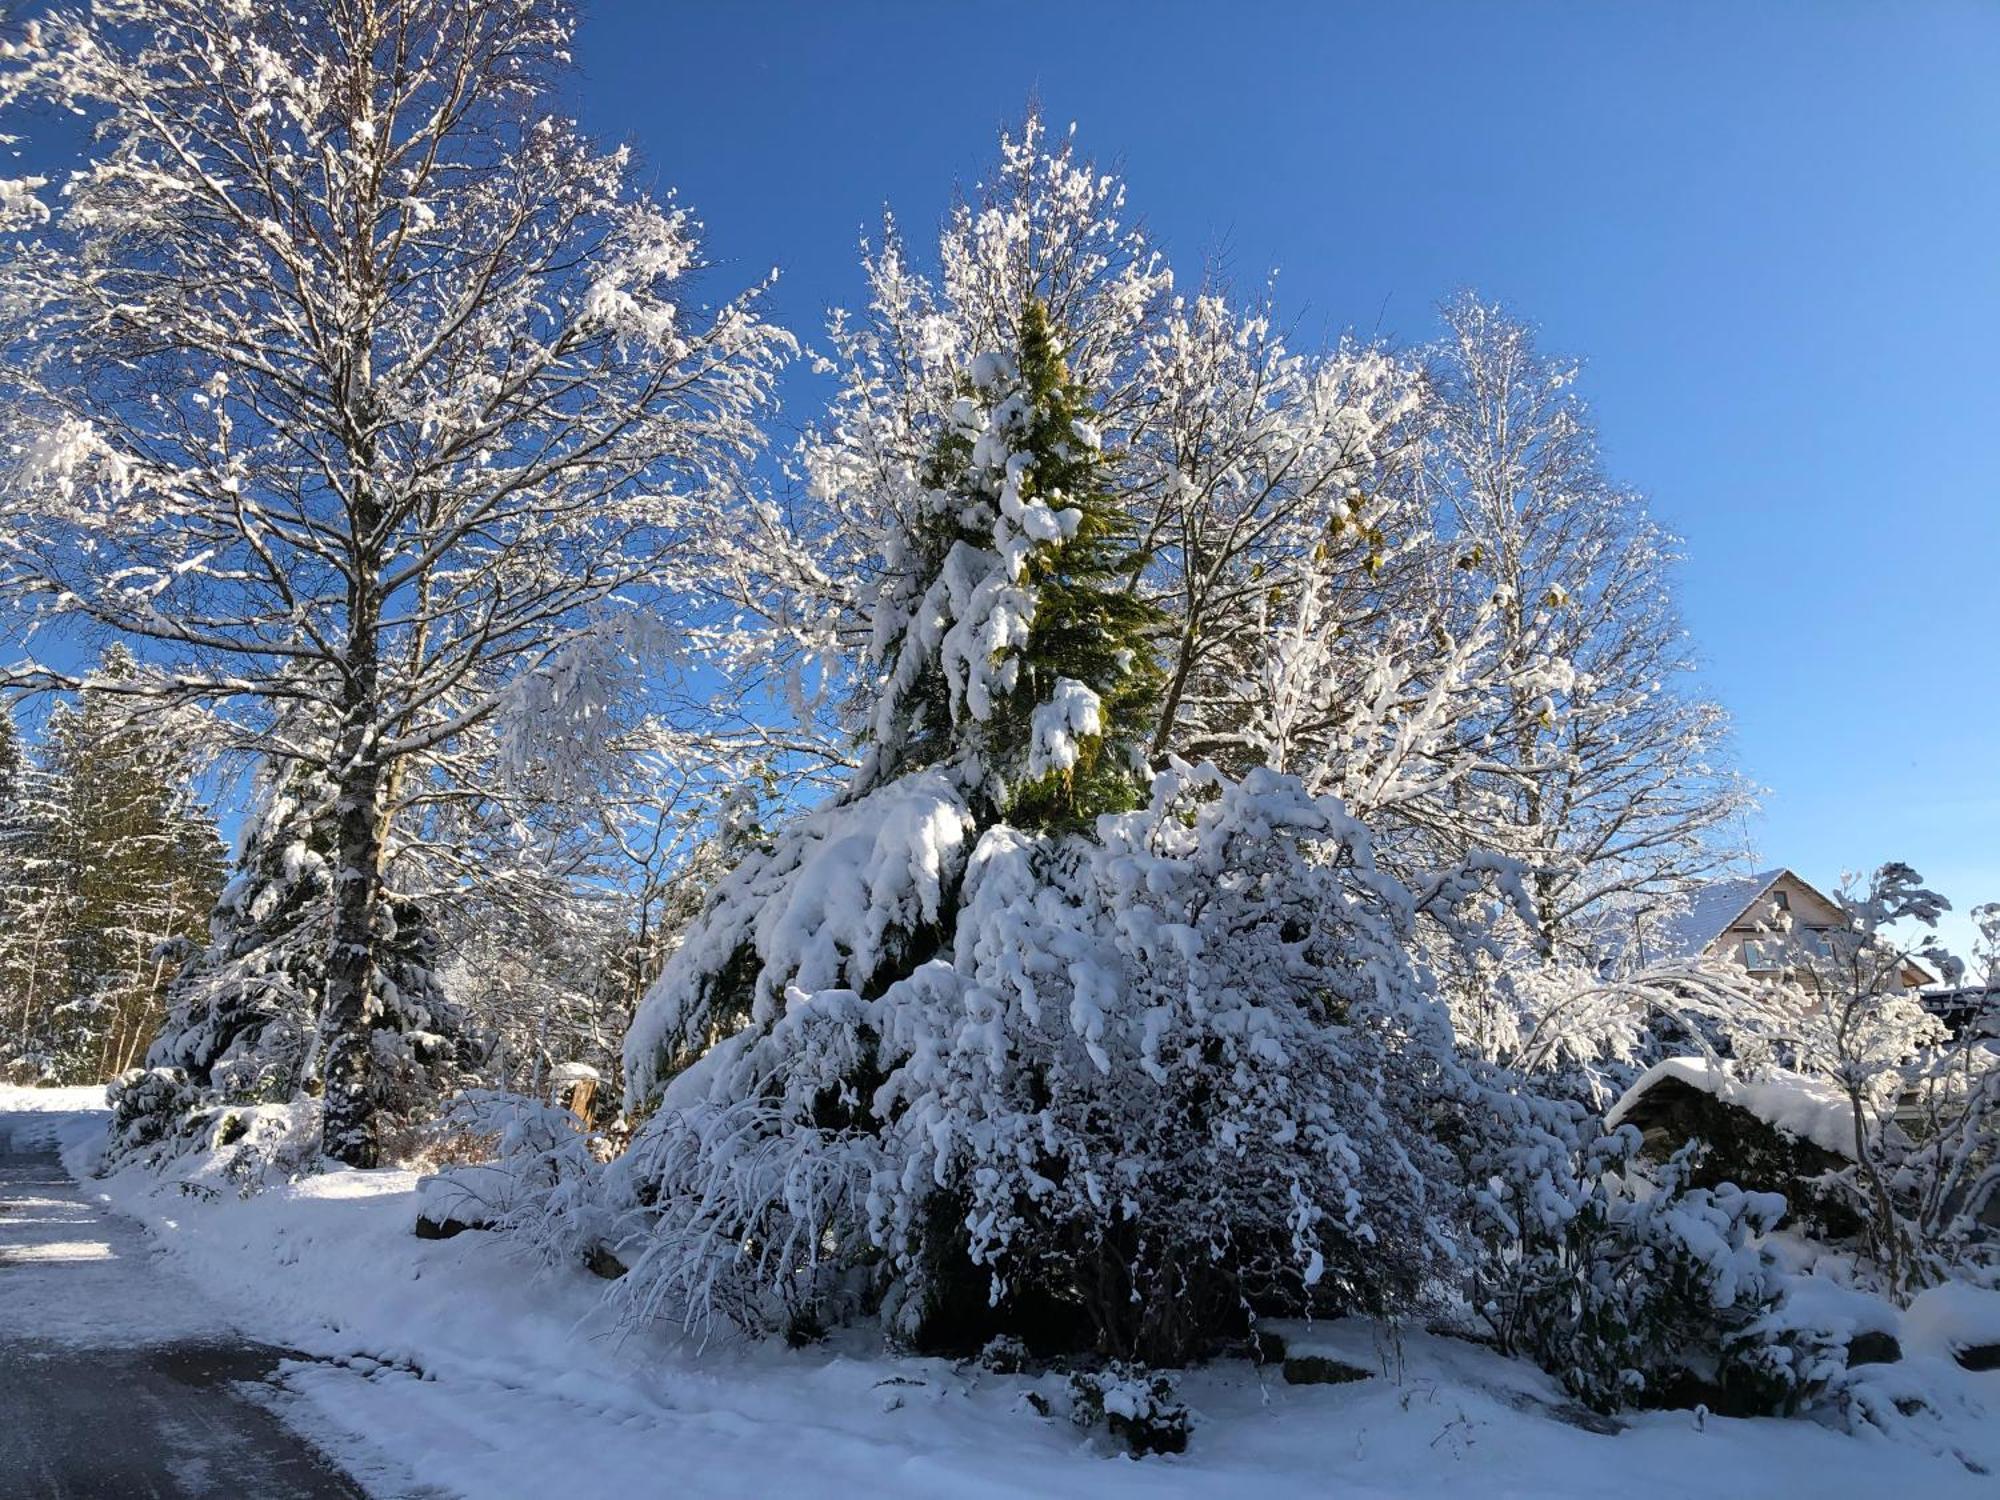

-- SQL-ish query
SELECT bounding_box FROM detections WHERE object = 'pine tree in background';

[42,651,223,1080]
[0,649,221,1083]
[0,732,68,1082]
[0,706,18,825]
[0,708,51,1078]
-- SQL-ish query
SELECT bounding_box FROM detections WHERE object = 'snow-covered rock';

[1607,1057,1857,1160]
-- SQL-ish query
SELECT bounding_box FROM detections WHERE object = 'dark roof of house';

[1647,868,1792,961]
[1921,984,2000,1040]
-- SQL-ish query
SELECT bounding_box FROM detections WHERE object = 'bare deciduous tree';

[0,0,790,1161]
[1419,295,1752,956]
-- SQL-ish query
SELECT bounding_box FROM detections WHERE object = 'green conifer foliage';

[0,709,44,1076]
[883,298,1163,829]
[151,753,467,1122]
[0,648,222,1082]
[991,299,1164,827]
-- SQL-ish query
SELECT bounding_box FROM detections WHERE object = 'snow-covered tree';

[148,751,462,1136]
[717,114,1173,772]
[0,0,790,1162]
[728,127,1744,1073]
[627,289,1168,1073]
[743,114,1429,801]
[1126,293,1428,768]
[0,649,220,1083]
[592,287,1537,1366]
[1729,864,1998,1296]
[851,295,1163,827]
[1416,296,1751,957]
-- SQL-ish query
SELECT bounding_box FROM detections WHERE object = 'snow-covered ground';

[0,1085,235,1348]
[0,1086,369,1497]
[8,1085,1996,1500]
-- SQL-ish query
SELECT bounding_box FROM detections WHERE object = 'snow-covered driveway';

[0,1099,369,1499]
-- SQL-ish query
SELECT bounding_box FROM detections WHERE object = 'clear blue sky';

[569,0,2000,958]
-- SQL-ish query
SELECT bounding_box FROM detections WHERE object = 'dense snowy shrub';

[104,1065,204,1159]
[201,1101,325,1195]
[1472,1124,1841,1414]
[613,759,1508,1363]
[103,1067,320,1191]
[416,1091,621,1265]
[1066,1367,1190,1456]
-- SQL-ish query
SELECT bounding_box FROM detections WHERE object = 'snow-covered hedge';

[103,1066,320,1192]
[1473,1120,1846,1415]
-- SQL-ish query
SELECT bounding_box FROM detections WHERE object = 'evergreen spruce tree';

[148,759,338,1100]
[969,300,1162,826]
[639,300,1168,1058]
[860,297,1163,828]
[150,749,468,1138]
[0,706,19,820]
[0,650,221,1082]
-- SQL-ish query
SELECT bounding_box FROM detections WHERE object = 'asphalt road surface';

[0,1106,371,1499]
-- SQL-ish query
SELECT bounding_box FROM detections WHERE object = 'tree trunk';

[322,394,386,1164]
[321,700,385,1167]
[323,225,387,1163]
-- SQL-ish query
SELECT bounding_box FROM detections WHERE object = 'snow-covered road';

[0,1101,369,1499]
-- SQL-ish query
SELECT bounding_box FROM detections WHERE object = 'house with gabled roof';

[1628,867,1936,991]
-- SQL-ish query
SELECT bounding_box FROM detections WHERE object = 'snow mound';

[1605,1057,1858,1159]
[1903,1281,2000,1361]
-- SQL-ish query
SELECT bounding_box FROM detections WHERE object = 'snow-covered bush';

[613,759,1506,1363]
[1066,1366,1190,1456]
[200,1101,325,1196]
[416,1091,621,1267]
[103,1066,319,1191]
[104,1065,204,1160]
[1473,1124,1838,1414]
